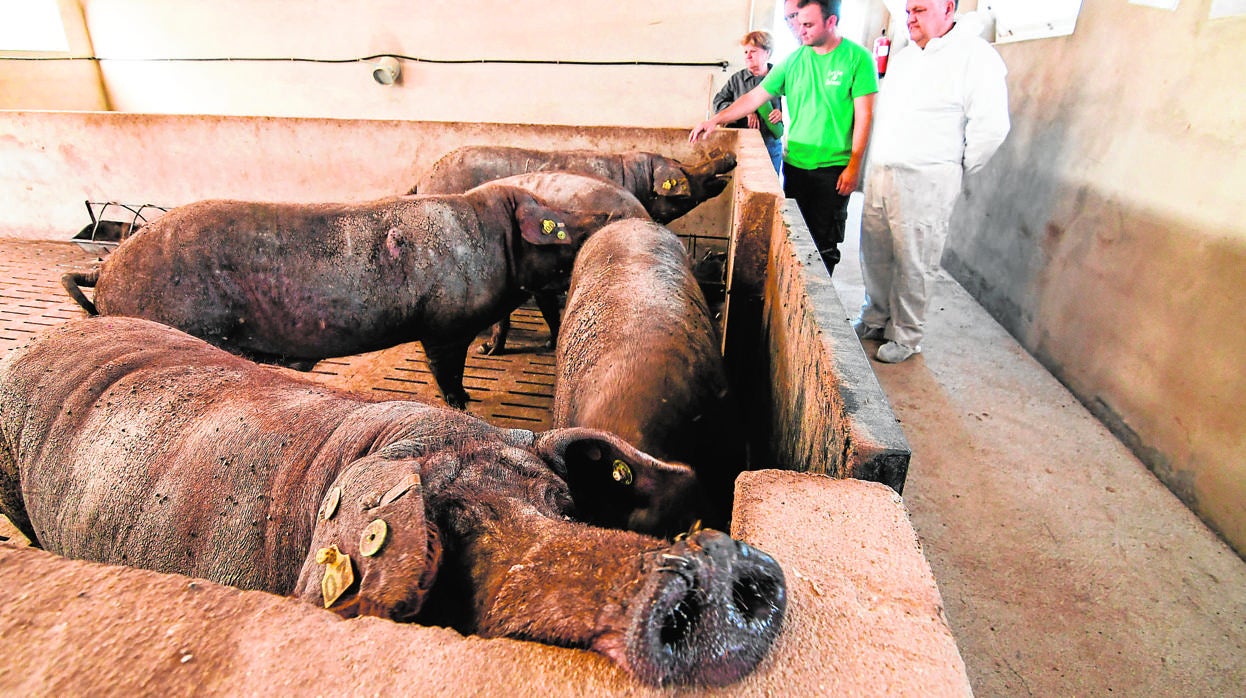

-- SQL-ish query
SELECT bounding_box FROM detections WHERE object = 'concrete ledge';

[760,201,912,491]
[0,470,969,696]
[732,470,972,697]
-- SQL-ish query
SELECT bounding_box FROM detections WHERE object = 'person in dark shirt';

[712,31,785,176]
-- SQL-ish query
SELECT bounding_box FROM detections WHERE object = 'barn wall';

[2,0,778,128]
[944,1,1246,554]
[0,0,108,111]
[0,111,732,243]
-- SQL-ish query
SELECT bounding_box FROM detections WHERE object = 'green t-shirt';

[761,40,878,170]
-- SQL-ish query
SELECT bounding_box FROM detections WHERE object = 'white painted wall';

[56,0,775,126]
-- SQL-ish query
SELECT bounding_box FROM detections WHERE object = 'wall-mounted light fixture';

[372,56,401,85]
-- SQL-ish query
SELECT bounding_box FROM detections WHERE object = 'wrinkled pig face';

[647,150,738,224]
[299,427,786,686]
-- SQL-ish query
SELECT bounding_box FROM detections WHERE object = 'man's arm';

[962,48,1011,174]
[690,84,775,142]
[837,93,875,195]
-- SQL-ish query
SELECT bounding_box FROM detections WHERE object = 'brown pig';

[0,317,786,687]
[60,183,620,409]
[552,220,748,534]
[411,145,736,225]
[467,172,650,355]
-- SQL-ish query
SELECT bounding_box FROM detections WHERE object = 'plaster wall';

[944,0,1246,554]
[3,1,779,127]
[0,111,731,242]
[0,0,108,110]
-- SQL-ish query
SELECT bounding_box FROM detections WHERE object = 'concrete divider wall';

[763,203,911,491]
[718,130,910,491]
[0,110,733,243]
[720,133,911,491]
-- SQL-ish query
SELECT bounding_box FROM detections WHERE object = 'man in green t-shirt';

[691,0,878,277]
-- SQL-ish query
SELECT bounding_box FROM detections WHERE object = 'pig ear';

[293,447,442,621]
[533,427,704,538]
[652,161,692,198]
[514,194,612,246]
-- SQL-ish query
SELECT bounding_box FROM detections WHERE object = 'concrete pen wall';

[944,0,1246,555]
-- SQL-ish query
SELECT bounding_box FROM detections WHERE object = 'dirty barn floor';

[832,195,1246,697]
[3,233,1245,697]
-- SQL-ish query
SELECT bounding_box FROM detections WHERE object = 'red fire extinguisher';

[873,30,890,77]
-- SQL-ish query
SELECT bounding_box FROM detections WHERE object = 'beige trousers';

[858,163,963,348]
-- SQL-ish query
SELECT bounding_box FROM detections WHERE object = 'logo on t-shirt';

[825,69,844,87]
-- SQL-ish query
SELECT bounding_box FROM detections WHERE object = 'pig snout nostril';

[654,553,702,650]
[658,595,701,651]
[629,536,787,686]
[732,570,782,624]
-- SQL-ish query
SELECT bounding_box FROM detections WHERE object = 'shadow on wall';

[943,85,1246,558]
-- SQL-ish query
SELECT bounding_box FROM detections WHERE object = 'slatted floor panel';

[0,239,555,431]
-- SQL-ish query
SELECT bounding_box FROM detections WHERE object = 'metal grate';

[71,201,170,254]
[0,239,556,431]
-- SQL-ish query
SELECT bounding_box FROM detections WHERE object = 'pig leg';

[533,291,562,351]
[0,441,37,547]
[478,316,513,356]
[422,339,473,409]
[480,291,561,356]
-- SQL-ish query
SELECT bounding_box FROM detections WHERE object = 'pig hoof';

[442,391,470,410]
[478,342,503,356]
[280,358,318,371]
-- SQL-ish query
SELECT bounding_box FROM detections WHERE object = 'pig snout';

[627,529,786,686]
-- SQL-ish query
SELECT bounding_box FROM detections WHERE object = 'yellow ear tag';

[360,518,389,557]
[611,459,634,486]
[674,519,703,542]
[556,230,567,241]
[320,487,342,520]
[662,179,675,191]
[541,219,556,235]
[316,545,355,608]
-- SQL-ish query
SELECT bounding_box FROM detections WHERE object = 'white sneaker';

[876,341,920,363]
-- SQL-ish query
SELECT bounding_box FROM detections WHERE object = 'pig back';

[476,173,649,222]
[416,146,629,195]
[553,220,745,522]
[0,317,460,593]
[90,195,510,360]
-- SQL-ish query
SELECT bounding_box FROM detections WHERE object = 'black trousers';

[783,163,851,276]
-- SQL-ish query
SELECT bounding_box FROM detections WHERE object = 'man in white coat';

[854,0,1011,363]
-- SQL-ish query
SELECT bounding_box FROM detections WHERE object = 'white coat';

[858,17,1011,350]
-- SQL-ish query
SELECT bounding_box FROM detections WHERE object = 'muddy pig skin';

[0,317,786,687]
[552,220,747,535]
[59,183,617,409]
[412,145,736,224]
[468,172,651,356]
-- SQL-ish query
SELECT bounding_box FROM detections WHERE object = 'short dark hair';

[797,0,840,20]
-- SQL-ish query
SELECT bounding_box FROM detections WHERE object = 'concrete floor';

[834,195,1246,697]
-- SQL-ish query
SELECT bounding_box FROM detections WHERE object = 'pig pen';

[0,111,967,695]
